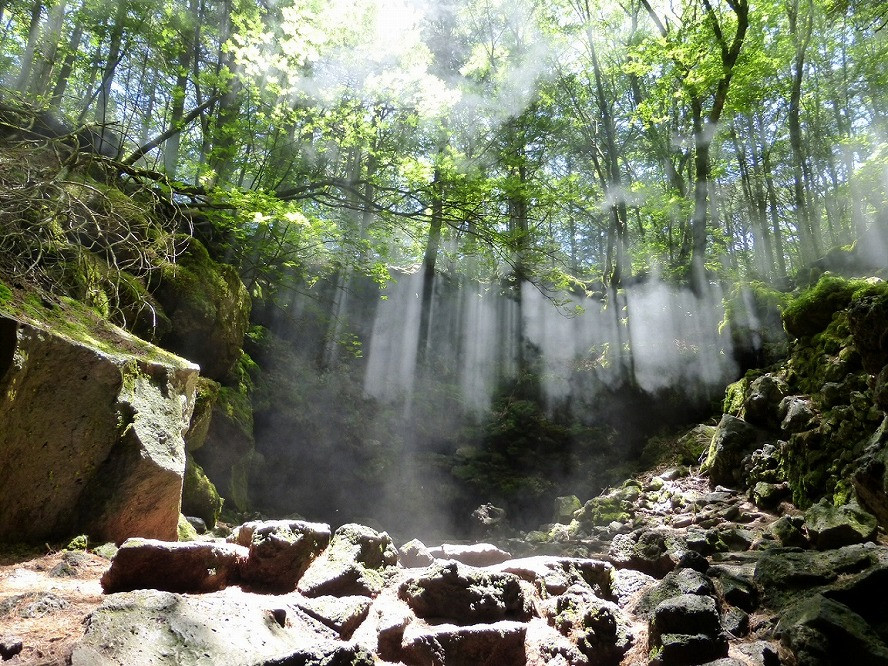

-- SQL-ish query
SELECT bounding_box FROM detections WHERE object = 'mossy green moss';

[177,513,198,541]
[0,285,191,368]
[155,234,250,379]
[0,281,11,305]
[216,385,254,436]
[723,378,749,416]
[186,377,221,453]
[783,275,888,339]
[182,456,223,528]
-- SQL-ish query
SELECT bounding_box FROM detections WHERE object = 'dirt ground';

[0,547,107,665]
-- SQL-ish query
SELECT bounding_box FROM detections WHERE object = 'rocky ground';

[2,465,886,666]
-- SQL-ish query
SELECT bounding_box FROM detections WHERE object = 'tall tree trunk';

[753,112,788,277]
[49,20,82,109]
[29,0,66,97]
[588,36,629,286]
[743,114,777,277]
[94,0,127,157]
[787,0,817,263]
[731,121,772,277]
[689,94,710,279]
[417,166,444,369]
[14,0,43,92]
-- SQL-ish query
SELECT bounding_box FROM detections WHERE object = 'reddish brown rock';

[427,543,512,567]
[100,538,247,593]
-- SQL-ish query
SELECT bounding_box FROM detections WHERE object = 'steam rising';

[364,273,737,412]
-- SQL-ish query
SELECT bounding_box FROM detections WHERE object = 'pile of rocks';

[72,467,888,666]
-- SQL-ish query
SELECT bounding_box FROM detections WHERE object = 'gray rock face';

[398,561,530,624]
[804,498,878,550]
[0,315,198,544]
[754,544,880,608]
[153,236,251,382]
[101,538,248,593]
[743,374,789,428]
[779,396,819,433]
[637,568,717,617]
[853,419,888,524]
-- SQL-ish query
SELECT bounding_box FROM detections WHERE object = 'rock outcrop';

[0,301,198,544]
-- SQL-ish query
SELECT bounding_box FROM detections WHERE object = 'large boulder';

[608,529,679,578]
[776,594,888,666]
[0,307,198,544]
[700,415,760,489]
[153,236,250,381]
[743,374,789,428]
[400,621,527,666]
[426,543,512,567]
[804,498,878,550]
[493,556,614,597]
[648,594,728,666]
[100,538,248,593]
[547,583,633,663]
[753,544,880,609]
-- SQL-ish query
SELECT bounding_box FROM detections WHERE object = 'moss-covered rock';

[153,236,250,381]
[0,295,198,544]
[783,275,888,340]
[184,377,220,453]
[639,424,716,470]
[193,381,255,511]
[574,487,636,528]
[847,289,888,374]
[182,456,223,528]
[700,415,760,489]
[722,281,789,368]
[177,513,199,542]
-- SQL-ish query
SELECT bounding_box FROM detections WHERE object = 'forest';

[3,3,888,663]
[2,0,886,285]
[0,0,887,532]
